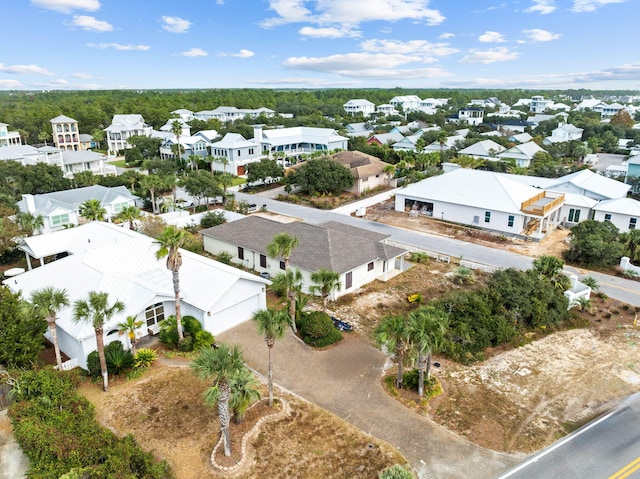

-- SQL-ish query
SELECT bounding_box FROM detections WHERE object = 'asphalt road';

[495,393,640,479]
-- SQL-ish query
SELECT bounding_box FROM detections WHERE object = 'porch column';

[25,252,32,270]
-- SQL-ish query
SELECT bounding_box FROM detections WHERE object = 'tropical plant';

[267,232,299,271]
[28,286,69,370]
[72,291,125,392]
[310,268,341,313]
[140,174,165,214]
[374,315,411,388]
[133,347,158,370]
[16,212,44,236]
[581,276,600,293]
[229,368,261,424]
[270,269,303,332]
[406,306,449,397]
[622,229,640,264]
[117,205,141,230]
[191,343,246,457]
[170,120,183,163]
[116,315,143,354]
[155,225,186,341]
[379,464,415,479]
[253,308,290,406]
[79,199,106,221]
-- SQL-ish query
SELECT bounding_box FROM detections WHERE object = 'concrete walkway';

[0,410,29,479]
[218,322,522,479]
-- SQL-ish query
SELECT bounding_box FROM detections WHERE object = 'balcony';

[521,191,564,216]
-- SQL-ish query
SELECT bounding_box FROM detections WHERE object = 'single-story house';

[367,131,405,146]
[330,150,396,195]
[423,135,466,152]
[4,222,269,370]
[60,150,117,178]
[345,123,375,138]
[508,132,533,143]
[457,139,506,159]
[16,185,139,235]
[592,198,640,233]
[498,141,546,168]
[201,216,407,298]
[394,168,565,238]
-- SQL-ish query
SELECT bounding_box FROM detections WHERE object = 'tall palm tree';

[117,205,141,230]
[170,120,183,164]
[374,315,412,388]
[79,199,106,222]
[155,225,186,341]
[270,269,303,332]
[116,315,143,354]
[29,287,69,370]
[310,268,341,313]
[140,174,165,214]
[16,212,44,236]
[73,291,125,392]
[253,308,290,406]
[229,367,261,424]
[267,233,299,271]
[407,306,449,397]
[191,344,246,457]
[622,229,640,264]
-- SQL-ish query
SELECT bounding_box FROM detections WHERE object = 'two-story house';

[50,115,80,151]
[0,122,21,147]
[255,125,348,158]
[104,114,153,155]
[209,133,260,175]
[343,99,375,117]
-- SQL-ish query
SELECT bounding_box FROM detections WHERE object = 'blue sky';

[1,0,638,91]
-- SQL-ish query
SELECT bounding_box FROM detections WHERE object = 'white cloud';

[524,0,557,14]
[571,0,626,12]
[86,43,150,51]
[478,31,506,43]
[459,47,519,64]
[70,15,112,32]
[360,39,458,58]
[219,49,255,58]
[182,48,208,57]
[161,16,191,33]
[522,28,561,42]
[283,52,451,79]
[299,26,361,38]
[0,63,54,76]
[246,77,363,87]
[0,79,22,89]
[573,62,640,82]
[72,72,93,79]
[261,0,444,28]
[30,0,100,13]
[439,32,455,39]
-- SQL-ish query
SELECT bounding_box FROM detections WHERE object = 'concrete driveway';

[218,322,522,479]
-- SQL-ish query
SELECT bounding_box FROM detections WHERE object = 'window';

[568,208,581,223]
[112,202,127,214]
[630,218,637,230]
[260,254,267,268]
[238,246,244,260]
[484,211,491,223]
[367,262,374,271]
[345,271,353,289]
[279,261,285,270]
[145,303,165,327]
[50,213,69,227]
[604,214,612,222]
[507,215,514,227]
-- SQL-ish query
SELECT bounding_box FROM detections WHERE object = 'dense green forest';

[1,88,638,143]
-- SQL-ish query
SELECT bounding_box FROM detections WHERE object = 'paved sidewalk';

[218,322,522,479]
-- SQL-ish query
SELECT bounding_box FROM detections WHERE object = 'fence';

[620,257,640,276]
[54,357,79,372]
[385,240,451,264]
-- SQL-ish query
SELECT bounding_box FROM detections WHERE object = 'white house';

[592,198,640,233]
[159,134,210,161]
[4,222,269,370]
[423,135,466,153]
[345,123,375,138]
[170,109,194,121]
[0,122,21,147]
[448,108,484,126]
[209,133,260,176]
[543,123,584,145]
[0,145,63,168]
[544,169,631,201]
[558,193,598,227]
[194,106,275,122]
[376,104,399,116]
[105,114,153,154]
[60,150,117,178]
[16,185,139,235]
[254,125,348,158]
[343,99,375,117]
[529,95,554,113]
[457,139,506,159]
[201,216,407,298]
[159,118,191,137]
[498,141,546,168]
[389,95,423,112]
[394,168,565,238]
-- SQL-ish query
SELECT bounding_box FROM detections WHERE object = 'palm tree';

[29,287,69,370]
[141,174,165,214]
[407,306,449,397]
[253,308,290,406]
[218,173,234,205]
[116,315,143,354]
[267,233,299,271]
[155,225,186,341]
[73,291,125,392]
[622,229,640,264]
[191,343,246,457]
[117,205,141,230]
[270,269,303,332]
[79,199,106,222]
[374,315,411,388]
[310,268,341,313]
[229,368,261,424]
[170,120,183,164]
[16,212,44,236]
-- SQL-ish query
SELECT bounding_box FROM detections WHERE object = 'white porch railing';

[54,357,79,371]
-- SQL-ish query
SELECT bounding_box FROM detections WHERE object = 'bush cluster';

[298,311,343,348]
[9,368,174,478]
[159,315,214,352]
[86,341,133,377]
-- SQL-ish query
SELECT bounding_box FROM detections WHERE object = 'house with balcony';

[0,122,21,147]
[16,185,139,235]
[592,102,625,120]
[376,104,399,116]
[194,106,275,123]
[4,222,269,370]
[0,144,64,169]
[201,216,407,299]
[529,95,554,113]
[159,118,191,137]
[254,125,348,158]
[50,115,80,151]
[343,99,375,117]
[159,134,210,162]
[447,108,484,126]
[389,95,422,112]
[208,133,260,176]
[104,114,153,155]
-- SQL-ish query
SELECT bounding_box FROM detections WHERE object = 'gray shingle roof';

[201,216,406,274]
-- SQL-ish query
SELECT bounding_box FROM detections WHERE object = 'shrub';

[300,311,343,347]
[86,341,131,376]
[193,330,215,350]
[159,315,206,352]
[408,252,430,264]
[407,293,423,304]
[216,251,233,264]
[133,348,157,370]
[379,464,415,479]
[178,336,194,352]
[200,210,227,228]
